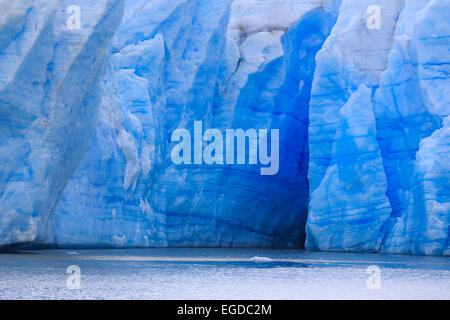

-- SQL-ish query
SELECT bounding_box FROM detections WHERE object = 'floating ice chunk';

[250,256,274,263]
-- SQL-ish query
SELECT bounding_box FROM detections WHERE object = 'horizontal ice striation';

[0,0,124,248]
[46,0,339,248]
[307,0,449,255]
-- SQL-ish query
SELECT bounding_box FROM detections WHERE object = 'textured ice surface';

[46,0,338,248]
[0,249,449,299]
[0,0,448,255]
[0,0,124,247]
[307,85,392,252]
[306,0,449,255]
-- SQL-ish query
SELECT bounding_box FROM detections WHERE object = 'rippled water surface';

[0,249,448,299]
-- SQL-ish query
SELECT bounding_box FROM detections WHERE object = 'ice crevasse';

[0,0,448,256]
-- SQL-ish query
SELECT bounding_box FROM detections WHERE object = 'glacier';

[0,0,448,256]
[307,0,449,256]
[0,0,125,248]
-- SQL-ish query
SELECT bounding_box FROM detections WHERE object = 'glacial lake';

[0,248,448,299]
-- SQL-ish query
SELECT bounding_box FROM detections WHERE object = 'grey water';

[0,248,448,299]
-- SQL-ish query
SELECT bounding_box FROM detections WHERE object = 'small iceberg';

[66,251,80,255]
[250,256,273,263]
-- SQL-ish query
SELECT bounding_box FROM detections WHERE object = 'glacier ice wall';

[307,84,392,251]
[0,0,124,247]
[46,0,339,247]
[307,0,449,256]
[377,0,450,256]
[0,0,448,255]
